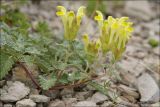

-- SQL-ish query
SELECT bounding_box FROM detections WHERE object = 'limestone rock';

[125,1,154,21]
[16,99,36,107]
[48,99,65,107]
[29,95,50,103]
[0,81,30,102]
[137,73,160,102]
[73,101,97,107]
[91,92,108,103]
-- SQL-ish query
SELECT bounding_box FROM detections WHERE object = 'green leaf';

[39,74,57,90]
[88,81,109,96]
[58,73,69,84]
[0,52,14,80]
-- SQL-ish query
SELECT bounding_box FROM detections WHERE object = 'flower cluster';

[94,11,133,60]
[56,6,85,41]
[56,6,134,61]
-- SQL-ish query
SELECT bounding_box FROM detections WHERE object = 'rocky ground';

[0,1,160,107]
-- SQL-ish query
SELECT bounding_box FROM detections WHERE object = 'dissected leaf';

[39,74,57,90]
[0,52,15,80]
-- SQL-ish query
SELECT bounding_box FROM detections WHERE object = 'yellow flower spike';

[82,34,89,50]
[56,6,85,41]
[94,11,103,27]
[95,13,134,60]
[56,6,66,16]
[95,39,101,51]
[67,11,75,28]
[77,6,86,26]
[108,16,116,25]
[82,34,101,57]
[94,11,103,21]
[119,17,129,23]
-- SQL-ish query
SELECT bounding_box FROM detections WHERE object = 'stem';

[17,61,41,89]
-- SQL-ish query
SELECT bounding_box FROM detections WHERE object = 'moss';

[148,38,159,48]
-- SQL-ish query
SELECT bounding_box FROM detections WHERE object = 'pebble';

[48,99,65,107]
[3,104,12,107]
[63,98,77,107]
[91,92,108,103]
[118,58,146,77]
[73,101,97,107]
[16,99,36,107]
[29,95,50,103]
[0,81,30,102]
[118,84,139,99]
[125,1,154,21]
[137,73,160,102]
[0,80,6,88]
[101,101,113,107]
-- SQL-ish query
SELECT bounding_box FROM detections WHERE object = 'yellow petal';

[77,6,86,17]
[94,11,103,21]
[77,6,85,25]
[56,6,66,16]
[82,34,89,47]
[68,11,75,28]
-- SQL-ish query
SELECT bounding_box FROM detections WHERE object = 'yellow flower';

[82,34,101,57]
[56,6,85,41]
[82,34,101,63]
[94,11,134,60]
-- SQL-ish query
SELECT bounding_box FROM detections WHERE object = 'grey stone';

[3,104,12,107]
[101,101,113,107]
[0,80,6,88]
[0,101,3,107]
[0,81,30,102]
[137,73,160,102]
[153,47,160,56]
[48,100,65,107]
[73,101,97,107]
[125,1,154,21]
[29,95,50,103]
[43,90,60,99]
[118,84,139,99]
[118,58,145,77]
[75,91,92,101]
[60,88,74,96]
[16,99,36,107]
[63,98,77,107]
[91,92,108,103]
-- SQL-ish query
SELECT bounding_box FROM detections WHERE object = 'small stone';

[122,94,137,103]
[116,97,139,107]
[16,99,36,107]
[125,1,154,21]
[137,73,160,102]
[37,103,43,107]
[153,47,159,56]
[0,81,30,102]
[101,101,113,107]
[29,95,50,103]
[60,88,74,96]
[0,101,3,107]
[151,102,160,107]
[48,99,65,107]
[30,88,39,95]
[91,92,108,103]
[0,80,6,88]
[75,91,92,101]
[63,98,77,107]
[73,101,97,107]
[43,90,60,99]
[118,84,139,99]
[3,104,12,107]
[118,58,146,77]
